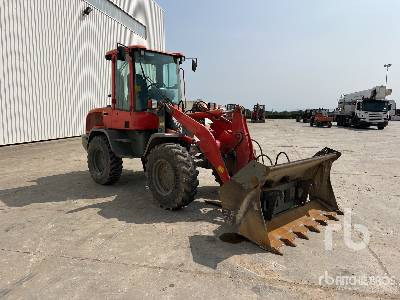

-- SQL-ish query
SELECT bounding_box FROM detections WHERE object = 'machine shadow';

[0,170,263,268]
[335,124,378,131]
[302,123,377,131]
[0,170,221,225]
[189,227,264,269]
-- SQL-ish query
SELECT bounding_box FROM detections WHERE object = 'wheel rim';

[93,149,106,175]
[153,159,175,196]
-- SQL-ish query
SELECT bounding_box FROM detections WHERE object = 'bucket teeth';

[280,238,297,247]
[270,247,284,256]
[304,224,320,233]
[302,218,321,233]
[309,210,330,222]
[293,230,309,240]
[314,219,328,226]
[285,223,310,240]
[268,237,286,255]
[263,203,343,254]
[323,212,339,221]
[269,229,297,247]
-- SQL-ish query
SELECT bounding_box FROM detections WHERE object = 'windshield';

[134,50,181,111]
[315,110,328,116]
[362,100,388,112]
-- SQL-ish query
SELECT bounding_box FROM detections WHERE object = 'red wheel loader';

[224,103,237,121]
[251,104,266,123]
[310,109,333,128]
[82,44,342,254]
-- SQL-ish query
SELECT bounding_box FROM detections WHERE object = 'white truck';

[388,100,400,121]
[336,85,391,130]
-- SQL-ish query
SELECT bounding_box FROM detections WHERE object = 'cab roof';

[105,44,184,59]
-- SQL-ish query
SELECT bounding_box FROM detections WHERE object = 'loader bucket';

[220,147,342,255]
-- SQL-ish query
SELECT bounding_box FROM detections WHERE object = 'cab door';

[111,52,134,129]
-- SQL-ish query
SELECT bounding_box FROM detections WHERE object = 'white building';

[0,0,165,145]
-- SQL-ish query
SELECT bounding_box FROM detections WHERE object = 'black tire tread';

[146,143,199,210]
[87,135,122,185]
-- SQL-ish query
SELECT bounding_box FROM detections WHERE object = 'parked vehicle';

[310,109,333,127]
[251,103,266,123]
[336,86,391,130]
[82,44,342,255]
[296,109,313,123]
[224,103,236,121]
[388,100,400,121]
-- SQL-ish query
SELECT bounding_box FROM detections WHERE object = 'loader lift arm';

[165,103,254,184]
[167,104,230,183]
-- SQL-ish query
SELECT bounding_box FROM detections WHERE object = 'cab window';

[115,59,131,111]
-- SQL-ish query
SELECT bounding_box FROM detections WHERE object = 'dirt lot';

[0,120,399,299]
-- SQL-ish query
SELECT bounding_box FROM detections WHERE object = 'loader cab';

[226,104,236,111]
[103,45,185,131]
[133,48,183,110]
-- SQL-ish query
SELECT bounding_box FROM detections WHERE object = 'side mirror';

[191,58,198,72]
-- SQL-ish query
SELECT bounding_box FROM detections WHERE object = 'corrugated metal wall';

[0,0,165,145]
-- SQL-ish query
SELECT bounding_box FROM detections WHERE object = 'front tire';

[146,143,199,210]
[87,135,123,185]
[377,125,385,130]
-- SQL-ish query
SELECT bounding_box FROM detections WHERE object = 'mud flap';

[220,147,342,255]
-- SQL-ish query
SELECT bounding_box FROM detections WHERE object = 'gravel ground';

[0,120,399,299]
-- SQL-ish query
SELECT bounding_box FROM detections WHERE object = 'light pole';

[384,64,392,86]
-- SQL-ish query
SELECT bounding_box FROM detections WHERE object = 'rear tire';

[87,135,123,185]
[146,143,199,210]
[337,116,343,126]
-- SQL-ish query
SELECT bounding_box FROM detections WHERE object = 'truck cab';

[354,99,390,126]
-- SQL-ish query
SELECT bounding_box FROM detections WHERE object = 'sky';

[156,0,400,111]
